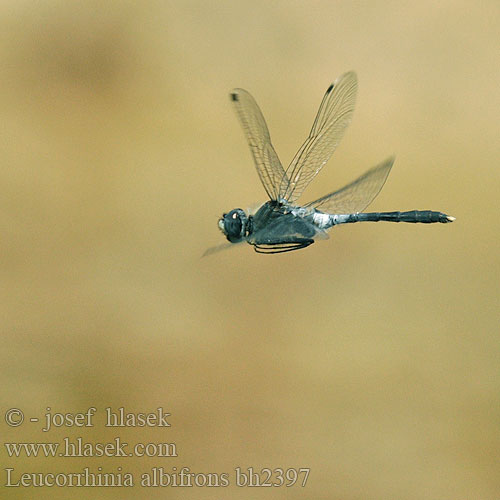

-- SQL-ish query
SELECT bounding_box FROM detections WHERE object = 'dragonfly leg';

[253,240,314,254]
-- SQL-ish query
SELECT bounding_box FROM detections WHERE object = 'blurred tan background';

[1,1,498,499]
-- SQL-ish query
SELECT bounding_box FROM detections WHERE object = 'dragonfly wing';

[279,72,358,203]
[230,89,287,200]
[202,241,244,257]
[305,156,394,214]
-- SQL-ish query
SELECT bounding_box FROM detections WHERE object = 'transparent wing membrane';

[230,89,287,200]
[202,241,241,257]
[305,156,394,214]
[279,72,358,203]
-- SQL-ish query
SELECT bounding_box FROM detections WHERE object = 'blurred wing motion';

[305,156,394,214]
[202,241,240,258]
[230,89,287,200]
[280,71,358,203]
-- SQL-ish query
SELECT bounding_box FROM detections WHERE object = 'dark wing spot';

[230,93,239,101]
[326,83,334,93]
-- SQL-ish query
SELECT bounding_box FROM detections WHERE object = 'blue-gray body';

[238,201,453,253]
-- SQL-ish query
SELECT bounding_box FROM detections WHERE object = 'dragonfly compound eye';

[220,208,248,242]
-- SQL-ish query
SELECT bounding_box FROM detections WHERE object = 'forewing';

[280,72,358,203]
[305,156,394,214]
[230,89,287,200]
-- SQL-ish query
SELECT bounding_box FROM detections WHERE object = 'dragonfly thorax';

[218,208,250,243]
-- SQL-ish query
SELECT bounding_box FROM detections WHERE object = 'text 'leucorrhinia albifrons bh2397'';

[206,71,454,256]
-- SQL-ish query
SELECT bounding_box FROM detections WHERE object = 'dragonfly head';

[218,208,249,243]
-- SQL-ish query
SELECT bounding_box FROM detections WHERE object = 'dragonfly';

[206,71,454,255]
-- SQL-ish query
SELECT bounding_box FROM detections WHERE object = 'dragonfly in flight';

[207,71,454,255]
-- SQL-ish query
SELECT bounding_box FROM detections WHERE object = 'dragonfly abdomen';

[334,210,455,224]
